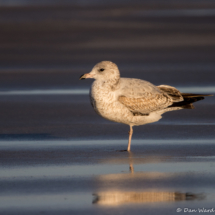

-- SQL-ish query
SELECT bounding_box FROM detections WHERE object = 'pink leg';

[127,126,133,151]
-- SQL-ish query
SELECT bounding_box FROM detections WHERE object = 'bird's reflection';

[93,191,203,205]
[93,152,204,206]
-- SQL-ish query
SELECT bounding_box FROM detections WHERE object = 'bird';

[79,61,212,151]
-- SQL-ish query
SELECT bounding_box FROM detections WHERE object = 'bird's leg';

[127,126,133,151]
[128,151,134,173]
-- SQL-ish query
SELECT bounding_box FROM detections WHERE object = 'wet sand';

[0,2,215,215]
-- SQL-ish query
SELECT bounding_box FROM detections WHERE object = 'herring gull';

[79,61,212,151]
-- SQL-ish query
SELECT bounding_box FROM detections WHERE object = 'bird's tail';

[169,93,213,109]
[181,93,212,98]
[158,84,213,109]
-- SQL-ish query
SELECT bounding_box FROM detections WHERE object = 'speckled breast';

[89,81,133,125]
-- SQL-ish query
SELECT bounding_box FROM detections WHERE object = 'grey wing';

[119,78,161,98]
[118,78,173,115]
[157,85,183,102]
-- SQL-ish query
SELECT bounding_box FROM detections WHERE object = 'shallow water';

[0,86,214,95]
[1,140,215,215]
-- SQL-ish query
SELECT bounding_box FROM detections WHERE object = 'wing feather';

[118,93,172,115]
[157,85,183,102]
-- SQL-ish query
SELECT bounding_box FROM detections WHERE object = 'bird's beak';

[79,73,94,80]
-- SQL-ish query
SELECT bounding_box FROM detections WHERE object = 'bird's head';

[79,61,120,83]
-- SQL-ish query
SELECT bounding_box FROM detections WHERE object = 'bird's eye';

[99,68,105,72]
